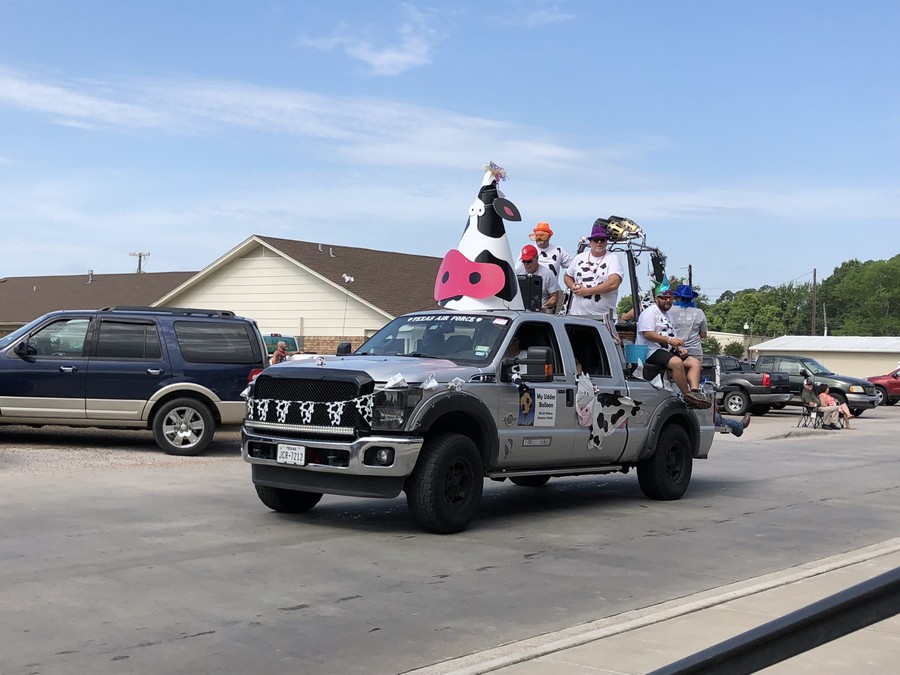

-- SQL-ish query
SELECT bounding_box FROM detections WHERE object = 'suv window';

[28,318,90,357]
[96,321,162,359]
[174,321,259,364]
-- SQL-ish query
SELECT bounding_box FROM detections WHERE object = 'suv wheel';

[638,425,692,500]
[406,433,483,534]
[874,386,887,406]
[152,397,215,456]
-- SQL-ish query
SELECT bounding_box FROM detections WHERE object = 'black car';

[0,306,267,454]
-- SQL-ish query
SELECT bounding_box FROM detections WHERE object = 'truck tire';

[255,485,323,513]
[509,476,551,487]
[638,425,692,501]
[722,389,750,416]
[152,397,215,456]
[874,386,887,406]
[749,404,771,416]
[406,432,484,534]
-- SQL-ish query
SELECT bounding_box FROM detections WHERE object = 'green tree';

[701,335,721,355]
[723,342,745,358]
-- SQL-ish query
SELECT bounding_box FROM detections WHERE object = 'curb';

[405,538,900,675]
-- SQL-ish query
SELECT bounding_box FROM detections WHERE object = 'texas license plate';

[276,444,306,466]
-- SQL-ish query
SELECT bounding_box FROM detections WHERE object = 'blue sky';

[1,0,898,300]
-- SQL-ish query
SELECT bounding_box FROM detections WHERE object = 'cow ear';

[492,198,521,222]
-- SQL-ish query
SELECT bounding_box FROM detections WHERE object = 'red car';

[866,367,900,406]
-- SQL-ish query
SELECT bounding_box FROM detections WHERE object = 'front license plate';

[276,444,306,466]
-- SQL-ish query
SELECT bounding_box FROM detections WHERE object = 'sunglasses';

[589,237,608,243]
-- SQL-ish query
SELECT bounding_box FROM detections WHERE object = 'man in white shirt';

[564,220,624,319]
[515,244,560,313]
[635,288,710,409]
[530,221,572,278]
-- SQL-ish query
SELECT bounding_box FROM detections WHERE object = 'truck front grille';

[248,370,374,437]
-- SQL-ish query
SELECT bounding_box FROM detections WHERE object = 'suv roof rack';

[99,306,237,318]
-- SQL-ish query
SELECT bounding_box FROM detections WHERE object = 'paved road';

[1,406,898,674]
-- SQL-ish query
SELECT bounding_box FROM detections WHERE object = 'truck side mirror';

[335,342,352,356]
[13,340,37,359]
[500,346,553,382]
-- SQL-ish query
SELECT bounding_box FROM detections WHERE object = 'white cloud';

[296,4,439,76]
[0,66,164,127]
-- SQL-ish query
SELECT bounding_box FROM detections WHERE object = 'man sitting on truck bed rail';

[636,288,710,409]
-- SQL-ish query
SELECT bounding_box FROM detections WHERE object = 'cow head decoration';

[434,162,524,311]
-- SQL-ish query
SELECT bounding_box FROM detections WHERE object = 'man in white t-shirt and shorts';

[635,288,710,409]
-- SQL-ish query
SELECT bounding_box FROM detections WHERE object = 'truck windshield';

[355,313,510,363]
[800,358,833,375]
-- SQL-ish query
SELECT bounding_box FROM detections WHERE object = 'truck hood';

[820,373,873,388]
[275,355,481,384]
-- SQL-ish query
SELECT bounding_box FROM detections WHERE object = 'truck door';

[496,320,574,467]
[564,322,632,464]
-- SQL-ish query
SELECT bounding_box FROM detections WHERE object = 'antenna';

[129,251,150,273]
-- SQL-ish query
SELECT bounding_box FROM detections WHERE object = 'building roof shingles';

[256,236,441,317]
[0,272,195,324]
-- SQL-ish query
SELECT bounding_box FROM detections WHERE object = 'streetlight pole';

[743,320,754,362]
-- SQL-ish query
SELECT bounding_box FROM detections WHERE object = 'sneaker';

[741,414,751,430]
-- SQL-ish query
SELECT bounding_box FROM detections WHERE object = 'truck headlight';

[848,385,864,394]
[371,388,421,431]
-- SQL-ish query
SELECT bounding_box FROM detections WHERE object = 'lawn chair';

[797,405,822,429]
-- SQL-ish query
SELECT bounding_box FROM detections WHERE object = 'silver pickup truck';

[242,310,716,533]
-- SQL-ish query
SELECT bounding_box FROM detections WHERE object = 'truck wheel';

[406,433,484,534]
[638,425,692,501]
[255,485,323,513]
[874,387,887,406]
[152,397,215,456]
[509,476,550,487]
[849,409,865,417]
[722,390,750,416]
[771,403,787,410]
[749,404,771,416]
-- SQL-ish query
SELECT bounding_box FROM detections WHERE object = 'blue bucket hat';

[673,284,699,300]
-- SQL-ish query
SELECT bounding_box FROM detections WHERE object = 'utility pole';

[811,268,817,335]
[687,264,692,287]
[129,251,150,273]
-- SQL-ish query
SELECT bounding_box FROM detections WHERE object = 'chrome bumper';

[241,427,424,478]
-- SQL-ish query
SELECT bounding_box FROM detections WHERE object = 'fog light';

[375,448,394,466]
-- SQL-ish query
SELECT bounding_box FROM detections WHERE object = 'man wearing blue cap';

[668,284,708,357]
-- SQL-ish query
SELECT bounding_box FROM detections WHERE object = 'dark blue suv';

[0,306,267,455]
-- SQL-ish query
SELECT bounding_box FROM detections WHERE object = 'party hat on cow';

[434,162,524,310]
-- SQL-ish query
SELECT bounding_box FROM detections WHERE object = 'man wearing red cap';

[515,244,560,313]
[530,221,571,278]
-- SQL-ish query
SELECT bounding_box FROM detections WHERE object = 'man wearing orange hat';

[529,221,571,278]
[515,244,560,313]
